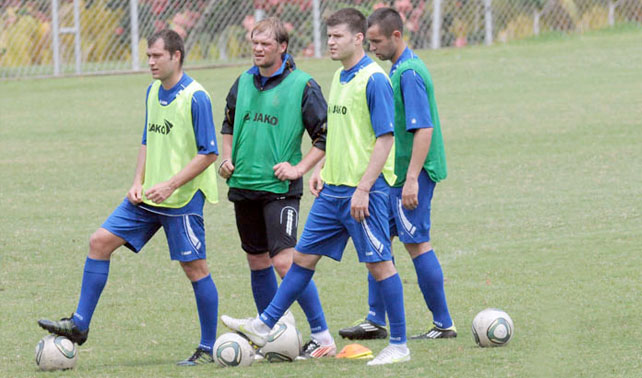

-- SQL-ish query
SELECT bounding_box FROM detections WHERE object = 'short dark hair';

[251,17,290,53]
[148,29,185,66]
[368,7,404,37]
[326,8,367,36]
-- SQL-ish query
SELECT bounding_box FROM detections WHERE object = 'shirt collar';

[390,47,415,76]
[340,54,373,83]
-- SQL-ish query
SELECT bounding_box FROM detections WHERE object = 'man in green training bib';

[339,7,456,341]
[218,17,334,358]
[38,29,221,366]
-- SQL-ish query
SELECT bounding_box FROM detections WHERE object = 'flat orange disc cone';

[336,343,374,359]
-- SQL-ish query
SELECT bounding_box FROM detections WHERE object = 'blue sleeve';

[366,72,395,137]
[142,84,152,145]
[191,90,218,155]
[400,69,433,131]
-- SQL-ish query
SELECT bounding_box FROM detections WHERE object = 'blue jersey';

[390,48,433,131]
[329,55,395,197]
[143,73,218,155]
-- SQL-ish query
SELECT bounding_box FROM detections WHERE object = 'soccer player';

[338,7,456,341]
[38,29,221,366]
[221,8,411,366]
[218,17,333,358]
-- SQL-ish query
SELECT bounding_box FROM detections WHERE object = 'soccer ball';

[261,321,302,362]
[35,334,78,371]
[213,332,255,367]
[472,308,514,347]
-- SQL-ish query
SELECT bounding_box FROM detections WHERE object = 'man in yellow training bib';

[38,29,220,366]
[222,8,411,366]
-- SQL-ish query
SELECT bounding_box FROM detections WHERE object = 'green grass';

[1,25,641,377]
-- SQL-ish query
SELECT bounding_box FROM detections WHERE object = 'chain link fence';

[1,0,641,79]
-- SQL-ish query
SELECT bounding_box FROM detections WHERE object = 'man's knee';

[180,259,210,281]
[366,260,397,281]
[88,228,123,259]
[272,248,294,277]
[246,252,272,271]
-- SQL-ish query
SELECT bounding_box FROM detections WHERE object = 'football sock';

[250,266,278,314]
[413,250,453,329]
[73,257,110,331]
[261,263,314,329]
[191,274,218,352]
[376,273,406,344]
[311,329,333,345]
[366,272,386,326]
[296,279,328,333]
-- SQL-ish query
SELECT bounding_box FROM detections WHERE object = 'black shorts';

[233,196,300,257]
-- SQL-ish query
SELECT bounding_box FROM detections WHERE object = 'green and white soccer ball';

[472,308,514,347]
[213,332,255,367]
[261,321,302,362]
[35,334,78,371]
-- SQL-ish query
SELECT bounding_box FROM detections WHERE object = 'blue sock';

[366,272,386,326]
[191,274,218,352]
[413,250,453,328]
[295,279,328,333]
[73,257,110,331]
[261,264,314,329]
[250,267,278,314]
[376,273,406,344]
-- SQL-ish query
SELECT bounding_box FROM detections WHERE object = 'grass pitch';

[1,25,641,377]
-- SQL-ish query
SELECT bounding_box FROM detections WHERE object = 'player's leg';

[222,194,346,351]
[234,199,278,314]
[38,199,160,345]
[339,208,398,340]
[163,214,219,365]
[264,198,330,346]
[346,187,410,365]
[405,242,456,338]
[393,170,455,339]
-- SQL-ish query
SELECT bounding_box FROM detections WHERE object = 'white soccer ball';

[261,321,302,362]
[35,334,78,371]
[213,332,255,367]
[472,308,514,347]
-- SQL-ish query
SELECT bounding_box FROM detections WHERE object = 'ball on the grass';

[35,334,78,371]
[472,308,514,347]
[213,332,255,367]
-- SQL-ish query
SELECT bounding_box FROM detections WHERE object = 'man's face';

[327,23,361,61]
[366,24,396,61]
[252,30,285,69]
[147,38,179,81]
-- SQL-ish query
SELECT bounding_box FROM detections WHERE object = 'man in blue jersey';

[38,30,221,366]
[338,7,456,341]
[218,17,333,359]
[221,8,411,366]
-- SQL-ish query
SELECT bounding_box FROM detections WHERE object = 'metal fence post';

[51,0,61,76]
[608,1,615,26]
[72,0,81,73]
[431,0,441,49]
[313,0,321,58]
[484,0,493,46]
[130,0,140,71]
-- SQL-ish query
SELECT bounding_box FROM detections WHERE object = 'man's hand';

[350,188,370,222]
[401,177,419,210]
[218,160,235,179]
[273,162,302,181]
[144,181,176,204]
[309,169,324,197]
[127,183,144,205]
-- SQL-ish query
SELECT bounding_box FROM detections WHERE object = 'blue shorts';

[389,169,436,244]
[101,198,207,262]
[295,184,392,263]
